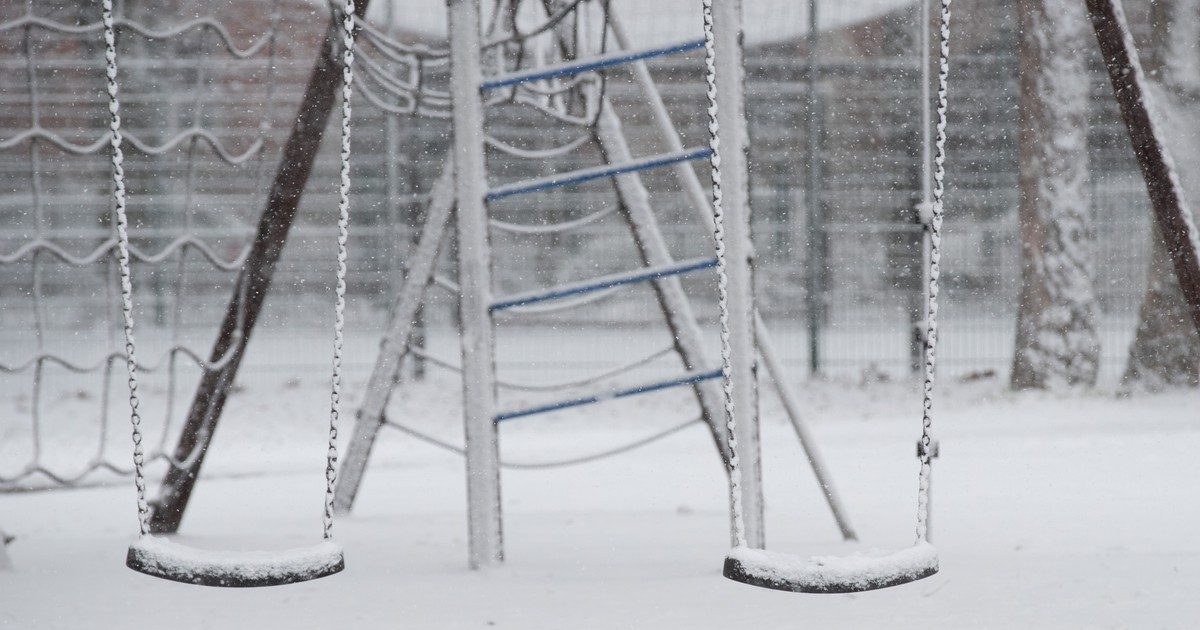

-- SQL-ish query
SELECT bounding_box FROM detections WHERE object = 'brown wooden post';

[148,1,372,534]
[1086,0,1200,335]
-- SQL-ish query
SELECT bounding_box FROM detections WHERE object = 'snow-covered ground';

[2,373,1198,629]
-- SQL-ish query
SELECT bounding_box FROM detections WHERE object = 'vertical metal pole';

[409,156,428,381]
[804,0,823,376]
[447,0,503,569]
[711,0,765,549]
[384,0,403,327]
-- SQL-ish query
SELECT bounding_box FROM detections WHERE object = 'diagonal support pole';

[532,0,731,469]
[1086,0,1200,335]
[609,11,855,541]
[333,161,455,514]
[591,104,733,468]
[147,2,372,534]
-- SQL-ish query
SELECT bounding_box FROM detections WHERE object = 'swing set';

[97,0,1200,593]
[102,0,358,587]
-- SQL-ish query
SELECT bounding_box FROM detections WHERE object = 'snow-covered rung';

[485,147,712,201]
[481,38,705,90]
[490,256,718,313]
[494,367,722,422]
[126,535,345,587]
[723,542,938,594]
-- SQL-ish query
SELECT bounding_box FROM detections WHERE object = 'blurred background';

[1,0,1197,489]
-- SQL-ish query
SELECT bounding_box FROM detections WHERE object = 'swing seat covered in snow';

[99,0,357,589]
[126,536,345,587]
[723,542,938,593]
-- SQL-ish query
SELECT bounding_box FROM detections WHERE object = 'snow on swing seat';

[723,542,938,594]
[126,536,344,587]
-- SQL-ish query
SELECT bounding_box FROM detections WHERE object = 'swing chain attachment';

[324,0,356,543]
[700,0,746,549]
[104,0,353,586]
[917,0,951,544]
[101,0,150,538]
[713,0,950,595]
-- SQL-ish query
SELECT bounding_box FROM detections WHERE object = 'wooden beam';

[1086,0,1200,335]
[148,2,372,534]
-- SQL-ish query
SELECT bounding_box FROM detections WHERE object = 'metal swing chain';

[104,0,355,540]
[101,0,150,537]
[706,0,949,549]
[917,0,950,543]
[700,0,746,548]
[324,0,356,541]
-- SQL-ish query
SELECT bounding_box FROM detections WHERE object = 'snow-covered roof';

[360,0,917,47]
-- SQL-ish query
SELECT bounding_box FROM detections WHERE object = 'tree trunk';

[1011,0,1102,390]
[1122,0,1200,391]
[1124,226,1200,390]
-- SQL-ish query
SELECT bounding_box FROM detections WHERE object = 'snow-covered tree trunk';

[1124,226,1200,389]
[1011,0,1102,390]
[1122,0,1200,392]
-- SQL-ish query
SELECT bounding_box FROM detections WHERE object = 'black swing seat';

[127,536,345,587]
[723,542,938,594]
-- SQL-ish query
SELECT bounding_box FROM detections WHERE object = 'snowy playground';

[4,0,1200,627]
[4,376,1199,628]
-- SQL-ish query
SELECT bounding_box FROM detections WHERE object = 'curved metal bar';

[502,89,597,127]
[353,74,423,116]
[358,21,450,62]
[1,235,249,270]
[488,206,615,235]
[0,127,263,165]
[491,285,620,313]
[514,73,595,96]
[484,133,590,159]
[124,128,263,165]
[357,48,419,93]
[0,438,209,488]
[0,15,272,59]
[381,415,701,470]
[350,0,587,58]
[355,76,594,126]
[406,343,676,393]
[0,340,241,375]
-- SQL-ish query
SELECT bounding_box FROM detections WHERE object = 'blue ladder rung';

[485,147,712,202]
[490,256,717,313]
[494,368,723,422]
[481,38,706,90]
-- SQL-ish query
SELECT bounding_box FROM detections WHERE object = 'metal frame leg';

[334,161,456,514]
[447,0,503,569]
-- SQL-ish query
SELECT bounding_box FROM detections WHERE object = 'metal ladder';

[335,0,854,569]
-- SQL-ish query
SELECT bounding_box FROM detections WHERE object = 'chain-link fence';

[0,0,1173,490]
